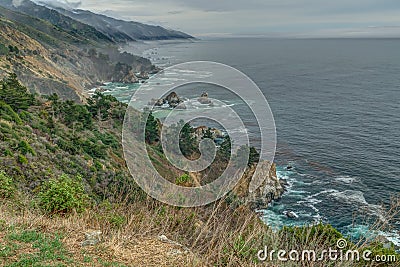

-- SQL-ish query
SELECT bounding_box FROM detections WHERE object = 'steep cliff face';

[231,161,285,209]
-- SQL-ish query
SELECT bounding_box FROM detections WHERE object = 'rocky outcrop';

[231,161,286,209]
[198,92,212,105]
[165,92,182,108]
[148,92,185,109]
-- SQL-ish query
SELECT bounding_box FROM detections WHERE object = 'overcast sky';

[35,0,400,37]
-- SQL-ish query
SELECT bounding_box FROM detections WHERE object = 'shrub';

[4,149,13,157]
[0,101,22,124]
[0,73,35,111]
[0,43,9,55]
[38,174,89,214]
[17,154,28,164]
[0,171,16,198]
[17,140,36,156]
[108,214,126,229]
[176,173,191,185]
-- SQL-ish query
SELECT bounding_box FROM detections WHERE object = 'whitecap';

[335,175,357,184]
[330,190,368,205]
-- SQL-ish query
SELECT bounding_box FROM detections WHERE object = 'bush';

[0,171,16,198]
[0,43,9,55]
[38,174,89,214]
[17,154,28,164]
[17,140,36,156]
[176,173,191,185]
[0,101,22,124]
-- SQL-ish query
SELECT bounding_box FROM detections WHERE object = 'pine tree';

[0,73,34,111]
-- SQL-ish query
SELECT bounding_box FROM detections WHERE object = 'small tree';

[145,112,159,144]
[38,174,89,214]
[0,73,35,111]
[179,120,197,157]
[87,92,116,121]
[0,171,16,199]
[202,128,213,139]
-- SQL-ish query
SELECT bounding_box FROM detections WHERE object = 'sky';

[34,0,400,38]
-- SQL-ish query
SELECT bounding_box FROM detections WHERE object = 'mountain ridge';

[2,0,193,42]
[0,5,156,101]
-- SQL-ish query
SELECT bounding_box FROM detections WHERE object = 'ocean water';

[111,38,400,244]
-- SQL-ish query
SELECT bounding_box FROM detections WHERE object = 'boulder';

[165,92,182,107]
[122,71,139,83]
[284,211,299,219]
[231,161,286,209]
[198,92,212,104]
[81,230,102,247]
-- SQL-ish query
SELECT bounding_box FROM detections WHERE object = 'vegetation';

[0,73,35,111]
[176,173,191,185]
[38,174,89,214]
[0,74,398,266]
[0,171,15,198]
[0,43,9,55]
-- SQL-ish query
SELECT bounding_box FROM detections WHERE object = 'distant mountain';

[1,0,193,42]
[0,5,155,101]
[0,0,116,45]
[47,6,194,41]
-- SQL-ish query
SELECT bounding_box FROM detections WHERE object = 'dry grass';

[0,195,399,266]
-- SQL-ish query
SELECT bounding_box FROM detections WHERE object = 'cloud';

[49,0,400,37]
[34,0,82,10]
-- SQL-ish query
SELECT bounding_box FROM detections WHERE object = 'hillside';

[1,0,193,42]
[52,7,194,41]
[0,6,156,101]
[0,75,397,266]
[0,3,113,47]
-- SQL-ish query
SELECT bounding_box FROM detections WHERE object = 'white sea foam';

[335,175,357,184]
[330,190,368,205]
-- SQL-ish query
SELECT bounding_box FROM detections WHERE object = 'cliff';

[231,161,286,209]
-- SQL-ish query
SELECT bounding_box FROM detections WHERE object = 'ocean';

[101,38,400,244]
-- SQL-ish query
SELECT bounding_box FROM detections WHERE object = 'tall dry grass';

[1,193,399,266]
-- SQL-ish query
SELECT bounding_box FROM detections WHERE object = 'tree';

[145,112,159,144]
[202,128,213,139]
[179,120,197,157]
[87,92,116,121]
[0,73,35,111]
[61,100,92,130]
[218,135,231,161]
[248,147,260,166]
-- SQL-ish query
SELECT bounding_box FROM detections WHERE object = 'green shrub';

[0,101,22,124]
[176,173,191,185]
[0,43,9,55]
[17,154,28,164]
[38,174,89,214]
[0,171,16,198]
[108,214,126,229]
[4,149,13,157]
[18,140,36,156]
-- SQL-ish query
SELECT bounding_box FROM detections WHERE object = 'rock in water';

[198,92,212,104]
[165,92,182,108]
[284,211,299,219]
